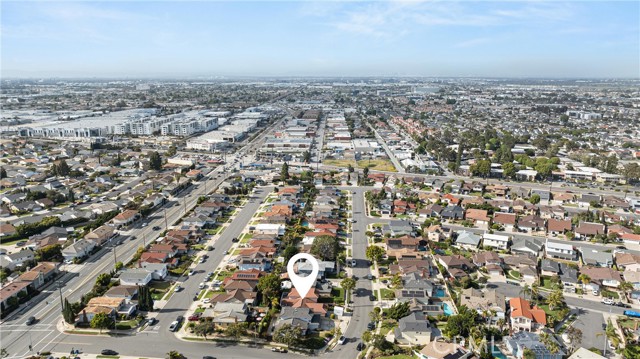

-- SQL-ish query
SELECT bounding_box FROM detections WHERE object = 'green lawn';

[508,270,521,280]
[539,304,567,321]
[379,320,396,336]
[540,276,560,290]
[380,288,395,300]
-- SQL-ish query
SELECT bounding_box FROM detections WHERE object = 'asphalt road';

[332,187,375,359]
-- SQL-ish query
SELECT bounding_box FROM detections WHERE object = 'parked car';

[231,237,239,242]
[188,314,202,321]
[367,322,376,330]
[203,356,217,359]
[101,350,118,355]
[147,318,157,326]
[207,245,214,251]
[188,270,195,276]
[271,348,287,353]
[616,302,631,308]
[356,342,365,351]
[168,321,179,332]
[152,226,161,230]
[350,259,357,267]
[25,316,36,325]
[338,336,347,345]
[602,298,615,305]
[175,285,182,292]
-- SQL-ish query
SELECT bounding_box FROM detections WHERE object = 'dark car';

[152,226,161,230]
[356,342,365,351]
[367,322,376,330]
[101,350,118,356]
[25,316,36,325]
[147,318,157,325]
[616,302,631,308]
[177,315,184,322]
[231,237,239,242]
[207,246,214,251]
[203,356,217,359]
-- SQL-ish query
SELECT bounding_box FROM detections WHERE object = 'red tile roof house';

[112,209,139,227]
[465,209,491,229]
[493,213,517,232]
[509,297,547,332]
[547,219,572,237]
[575,222,606,240]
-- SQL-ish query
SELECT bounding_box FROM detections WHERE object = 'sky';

[1,1,639,78]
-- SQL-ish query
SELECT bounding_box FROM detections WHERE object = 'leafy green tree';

[443,305,478,338]
[0,167,6,179]
[90,312,114,333]
[257,273,281,306]
[0,348,7,358]
[166,351,186,359]
[502,162,516,178]
[529,194,541,204]
[193,321,215,339]
[340,277,356,295]
[36,244,62,262]
[547,289,564,310]
[280,162,290,181]
[623,343,640,359]
[386,301,410,320]
[166,145,177,157]
[137,285,154,311]
[282,245,298,262]
[95,273,111,287]
[224,322,248,339]
[362,330,372,343]
[365,245,385,263]
[523,348,536,359]
[67,189,75,203]
[63,298,76,324]
[149,151,162,171]
[310,235,338,261]
[273,323,302,349]
[471,160,491,178]
[369,307,382,323]
[302,151,311,163]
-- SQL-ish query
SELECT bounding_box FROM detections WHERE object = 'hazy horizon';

[2,1,639,79]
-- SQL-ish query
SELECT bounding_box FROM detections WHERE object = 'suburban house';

[575,222,606,240]
[510,237,544,257]
[273,307,320,335]
[580,267,622,288]
[84,225,116,246]
[104,285,138,300]
[418,341,471,359]
[139,263,168,280]
[0,249,35,270]
[62,239,95,262]
[85,296,137,320]
[459,288,506,323]
[545,240,576,261]
[17,262,59,290]
[483,233,510,250]
[493,213,517,232]
[509,297,547,332]
[119,268,153,286]
[465,209,490,228]
[547,219,572,236]
[390,311,434,345]
[112,209,139,227]
[455,231,482,251]
[581,249,613,268]
[505,331,564,359]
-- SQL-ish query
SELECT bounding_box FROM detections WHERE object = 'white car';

[199,282,207,289]
[202,298,211,304]
[602,298,615,305]
[338,336,347,345]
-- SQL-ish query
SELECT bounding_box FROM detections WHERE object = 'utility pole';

[112,242,118,270]
[164,208,168,229]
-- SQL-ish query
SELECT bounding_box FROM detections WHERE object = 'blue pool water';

[301,220,309,227]
[491,345,507,359]
[443,303,454,316]
[435,287,446,297]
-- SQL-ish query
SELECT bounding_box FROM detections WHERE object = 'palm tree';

[547,289,565,310]
[540,332,560,354]
[605,319,621,348]
[578,274,591,289]
[530,283,540,305]
[619,281,634,300]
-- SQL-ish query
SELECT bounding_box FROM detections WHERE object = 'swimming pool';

[491,345,507,359]
[443,303,454,316]
[435,287,446,297]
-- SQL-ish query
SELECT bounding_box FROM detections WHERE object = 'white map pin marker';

[287,253,319,299]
